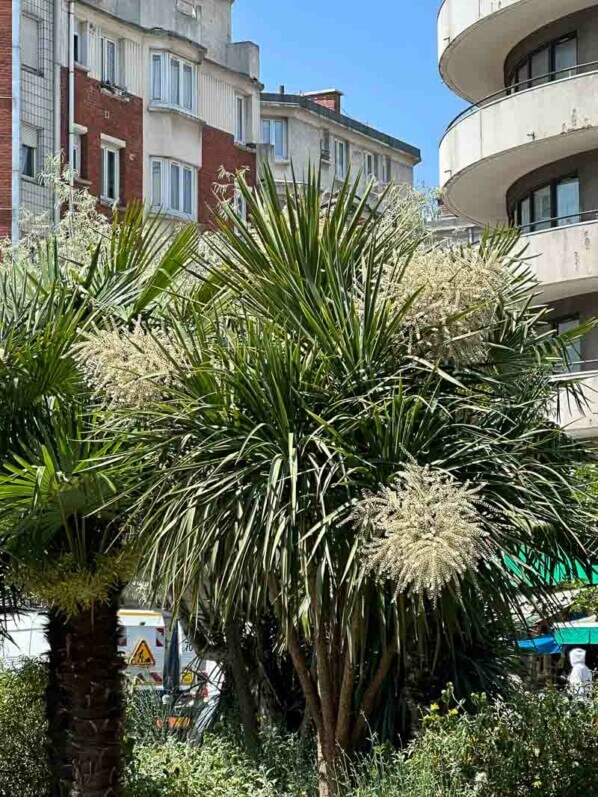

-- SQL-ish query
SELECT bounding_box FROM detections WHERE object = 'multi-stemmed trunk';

[45,589,125,796]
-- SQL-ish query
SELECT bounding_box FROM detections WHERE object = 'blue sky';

[233,1,468,189]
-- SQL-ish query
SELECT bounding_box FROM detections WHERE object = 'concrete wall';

[507,150,598,218]
[504,6,598,82]
[439,70,598,223]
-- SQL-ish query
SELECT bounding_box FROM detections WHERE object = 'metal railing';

[445,60,598,134]
[518,209,598,235]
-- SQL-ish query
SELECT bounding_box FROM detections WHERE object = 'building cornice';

[261,92,421,163]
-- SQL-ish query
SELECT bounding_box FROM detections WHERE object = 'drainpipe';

[11,0,21,244]
[68,0,75,213]
[53,0,62,225]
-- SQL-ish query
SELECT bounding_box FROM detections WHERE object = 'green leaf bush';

[0,660,50,796]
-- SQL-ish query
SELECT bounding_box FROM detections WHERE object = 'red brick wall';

[309,91,342,114]
[199,124,256,227]
[0,3,12,237]
[61,67,143,210]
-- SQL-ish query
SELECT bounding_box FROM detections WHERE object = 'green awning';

[554,625,598,645]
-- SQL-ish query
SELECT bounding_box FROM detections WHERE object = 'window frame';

[101,35,119,86]
[365,152,379,180]
[260,118,288,161]
[150,156,197,220]
[74,20,88,67]
[149,51,197,115]
[100,144,121,204]
[552,315,582,373]
[235,94,247,145]
[335,139,347,180]
[515,173,581,233]
[509,32,577,92]
[20,125,38,180]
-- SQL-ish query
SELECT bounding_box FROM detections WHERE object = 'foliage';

[14,550,138,616]
[121,167,597,791]
[127,728,316,797]
[0,660,50,796]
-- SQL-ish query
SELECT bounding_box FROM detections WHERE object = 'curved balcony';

[439,67,598,225]
[554,370,598,438]
[438,0,598,101]
[524,217,598,303]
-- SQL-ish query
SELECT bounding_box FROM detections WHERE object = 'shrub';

[405,686,598,797]
[0,659,50,796]
[126,728,316,797]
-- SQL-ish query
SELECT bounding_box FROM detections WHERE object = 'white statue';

[568,648,593,701]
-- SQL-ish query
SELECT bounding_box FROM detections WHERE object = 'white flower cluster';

[358,463,490,602]
[385,244,508,365]
[0,158,112,279]
[76,321,181,407]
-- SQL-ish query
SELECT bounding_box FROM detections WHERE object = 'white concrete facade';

[438,0,598,437]
[73,0,260,222]
[259,92,420,196]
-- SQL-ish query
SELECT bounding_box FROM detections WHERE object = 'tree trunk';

[225,619,260,755]
[46,607,73,795]
[46,592,125,797]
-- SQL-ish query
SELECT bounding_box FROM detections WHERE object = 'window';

[150,52,196,113]
[233,188,247,223]
[365,152,379,180]
[516,176,581,232]
[381,156,391,185]
[21,15,40,73]
[510,34,577,91]
[101,36,118,85]
[261,118,288,160]
[150,158,196,218]
[73,134,82,177]
[335,139,347,179]
[21,126,38,179]
[235,95,247,144]
[554,317,582,373]
[101,145,120,203]
[74,21,88,66]
[321,129,331,161]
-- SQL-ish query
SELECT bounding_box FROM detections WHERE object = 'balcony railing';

[518,209,598,235]
[445,60,598,134]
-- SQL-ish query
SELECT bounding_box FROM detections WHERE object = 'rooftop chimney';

[302,89,343,114]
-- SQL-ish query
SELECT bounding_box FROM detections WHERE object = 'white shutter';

[22,124,38,149]
[21,15,40,72]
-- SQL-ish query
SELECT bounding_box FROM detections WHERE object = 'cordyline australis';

[100,167,594,797]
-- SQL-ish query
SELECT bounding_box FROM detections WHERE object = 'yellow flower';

[533,781,542,789]
[430,703,440,712]
[448,708,459,716]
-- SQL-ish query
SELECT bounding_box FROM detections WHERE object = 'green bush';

[126,727,316,797]
[0,659,50,796]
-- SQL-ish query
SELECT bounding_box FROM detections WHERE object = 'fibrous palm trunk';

[45,591,125,796]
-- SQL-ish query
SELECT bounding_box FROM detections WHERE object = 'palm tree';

[0,201,198,795]
[123,170,595,796]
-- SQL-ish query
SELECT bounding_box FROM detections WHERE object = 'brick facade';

[61,67,143,210]
[0,2,12,237]
[199,124,257,227]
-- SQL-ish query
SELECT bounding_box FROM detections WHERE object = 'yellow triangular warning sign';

[129,639,156,667]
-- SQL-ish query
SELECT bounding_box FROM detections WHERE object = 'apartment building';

[438,0,598,438]
[0,0,261,241]
[259,89,420,197]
